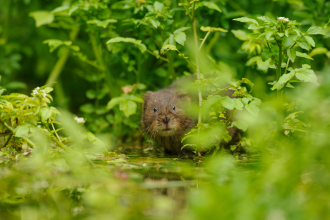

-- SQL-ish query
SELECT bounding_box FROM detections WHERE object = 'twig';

[146,49,169,62]
[199,31,211,51]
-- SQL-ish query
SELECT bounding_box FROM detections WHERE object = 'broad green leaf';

[257,16,273,23]
[195,2,222,13]
[14,125,30,137]
[200,26,227,32]
[154,1,164,12]
[277,32,284,37]
[248,24,261,30]
[106,37,146,53]
[309,47,328,57]
[29,11,54,27]
[204,95,222,110]
[231,30,249,41]
[306,26,326,35]
[40,107,52,121]
[232,99,244,110]
[120,100,137,117]
[304,36,315,47]
[287,48,296,62]
[265,30,273,40]
[297,41,309,50]
[296,69,318,84]
[221,96,235,110]
[233,17,258,25]
[51,5,70,14]
[174,32,186,46]
[296,51,314,60]
[161,44,177,53]
[87,19,117,28]
[275,71,296,90]
[245,102,259,116]
[174,27,190,34]
[231,120,248,132]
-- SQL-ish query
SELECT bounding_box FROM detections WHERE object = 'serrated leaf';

[106,37,146,53]
[231,30,249,41]
[233,17,258,25]
[120,100,137,117]
[309,47,328,57]
[195,2,222,13]
[287,48,296,62]
[174,32,186,46]
[43,39,72,53]
[304,36,315,47]
[275,71,296,90]
[231,120,248,132]
[200,26,227,32]
[29,11,54,27]
[221,96,235,110]
[245,102,259,116]
[306,26,326,35]
[295,69,318,84]
[296,51,314,60]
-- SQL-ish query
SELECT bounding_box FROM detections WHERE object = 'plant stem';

[146,49,169,62]
[199,31,211,51]
[46,25,79,85]
[192,3,202,125]
[276,41,283,131]
[89,30,119,97]
[266,40,278,68]
[2,133,13,149]
[1,122,35,147]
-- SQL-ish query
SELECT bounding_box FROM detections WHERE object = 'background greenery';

[1,0,330,219]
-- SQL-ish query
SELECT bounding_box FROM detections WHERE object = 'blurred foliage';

[1,0,330,219]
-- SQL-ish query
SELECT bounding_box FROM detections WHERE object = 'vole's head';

[142,89,193,137]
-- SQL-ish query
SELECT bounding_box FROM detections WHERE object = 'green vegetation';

[1,0,330,219]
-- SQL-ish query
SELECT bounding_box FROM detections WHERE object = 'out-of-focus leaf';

[29,11,54,27]
[106,37,147,53]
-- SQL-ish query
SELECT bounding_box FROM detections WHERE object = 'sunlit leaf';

[231,120,248,132]
[29,11,54,27]
[200,26,227,32]
[233,17,258,25]
[287,48,296,62]
[304,36,315,47]
[296,51,314,60]
[174,32,186,46]
[106,37,147,53]
[306,26,326,35]
[245,102,259,116]
[195,2,222,13]
[309,47,328,57]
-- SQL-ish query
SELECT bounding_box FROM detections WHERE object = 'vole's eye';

[172,106,175,110]
[154,107,157,113]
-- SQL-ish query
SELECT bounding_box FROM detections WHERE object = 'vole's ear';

[144,91,153,100]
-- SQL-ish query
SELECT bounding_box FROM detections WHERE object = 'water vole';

[141,88,195,154]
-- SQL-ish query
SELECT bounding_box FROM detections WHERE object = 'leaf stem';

[146,49,169,62]
[1,122,35,147]
[199,31,211,51]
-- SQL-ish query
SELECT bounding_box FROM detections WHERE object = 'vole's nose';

[163,116,170,124]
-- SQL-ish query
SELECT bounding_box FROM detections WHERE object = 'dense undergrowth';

[1,0,330,219]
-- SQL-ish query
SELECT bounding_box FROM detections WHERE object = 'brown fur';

[142,89,195,154]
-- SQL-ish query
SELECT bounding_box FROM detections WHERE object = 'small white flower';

[36,87,40,90]
[278,17,290,23]
[277,17,284,21]
[74,116,85,124]
[283,18,290,22]
[42,90,47,97]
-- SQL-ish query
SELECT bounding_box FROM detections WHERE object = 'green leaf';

[297,41,309,50]
[232,99,244,110]
[304,36,315,47]
[14,125,31,137]
[87,19,117,28]
[265,30,273,40]
[309,47,328,57]
[174,27,190,34]
[287,48,296,62]
[43,39,72,53]
[296,51,314,60]
[204,95,222,110]
[174,32,186,46]
[233,17,258,25]
[295,69,318,84]
[245,102,259,116]
[154,1,164,12]
[248,24,261,30]
[29,11,54,27]
[275,71,296,90]
[306,26,326,35]
[241,78,254,92]
[106,37,146,53]
[200,26,227,32]
[40,107,52,121]
[231,120,248,132]
[221,96,235,110]
[195,2,222,13]
[120,100,137,117]
[231,30,249,41]
[257,16,273,23]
